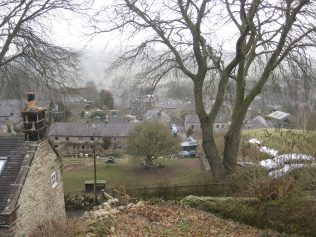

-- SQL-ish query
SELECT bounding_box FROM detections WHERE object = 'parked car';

[178,150,190,158]
[189,150,196,157]
[105,156,117,164]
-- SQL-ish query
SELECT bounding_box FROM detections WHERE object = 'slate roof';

[0,136,26,213]
[145,109,170,123]
[267,111,290,120]
[0,99,24,124]
[107,116,130,123]
[107,116,139,124]
[184,114,200,124]
[159,101,177,110]
[245,115,273,129]
[48,122,137,137]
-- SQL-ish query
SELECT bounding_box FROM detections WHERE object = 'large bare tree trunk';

[223,112,245,173]
[194,79,225,178]
[200,121,225,178]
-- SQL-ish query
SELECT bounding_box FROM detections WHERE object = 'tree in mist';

[0,0,90,96]
[83,80,99,103]
[165,81,193,100]
[100,89,114,110]
[92,0,316,177]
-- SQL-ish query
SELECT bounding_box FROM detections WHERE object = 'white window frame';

[51,171,58,189]
[0,156,8,176]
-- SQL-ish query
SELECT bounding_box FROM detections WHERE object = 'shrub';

[230,167,302,200]
[29,218,87,237]
[290,166,316,190]
[64,193,100,210]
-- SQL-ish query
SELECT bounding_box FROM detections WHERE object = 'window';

[73,145,76,149]
[191,125,194,129]
[82,145,85,150]
[0,157,7,176]
[216,124,219,128]
[66,137,69,141]
[51,171,58,189]
[90,137,94,141]
[55,136,58,140]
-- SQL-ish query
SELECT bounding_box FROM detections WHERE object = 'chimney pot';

[27,92,35,101]
[27,92,36,109]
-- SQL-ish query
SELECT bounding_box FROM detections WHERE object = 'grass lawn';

[62,129,316,194]
[240,128,316,161]
[62,156,207,194]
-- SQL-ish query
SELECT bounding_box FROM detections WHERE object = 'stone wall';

[13,141,65,237]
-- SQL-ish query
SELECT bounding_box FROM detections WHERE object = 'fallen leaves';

[112,202,278,237]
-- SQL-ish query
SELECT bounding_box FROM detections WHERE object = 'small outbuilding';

[266,110,291,128]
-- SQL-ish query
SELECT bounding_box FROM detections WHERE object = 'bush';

[240,143,271,162]
[230,167,302,200]
[64,193,100,210]
[290,166,316,190]
[260,197,316,236]
[29,218,87,237]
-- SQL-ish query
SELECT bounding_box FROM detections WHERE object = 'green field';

[62,156,207,194]
[62,129,316,194]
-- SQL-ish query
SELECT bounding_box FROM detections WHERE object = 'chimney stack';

[22,93,47,142]
[27,92,36,109]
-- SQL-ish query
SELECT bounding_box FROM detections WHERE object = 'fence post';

[143,186,146,200]
[173,185,176,200]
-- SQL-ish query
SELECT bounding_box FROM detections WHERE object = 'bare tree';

[296,106,308,133]
[91,0,316,177]
[0,0,90,94]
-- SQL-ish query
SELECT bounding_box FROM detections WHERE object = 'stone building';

[184,113,231,134]
[0,93,65,237]
[266,110,291,128]
[48,122,137,155]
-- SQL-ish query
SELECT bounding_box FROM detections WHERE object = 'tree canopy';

[100,89,114,110]
[0,0,89,93]
[127,122,180,166]
[92,0,316,177]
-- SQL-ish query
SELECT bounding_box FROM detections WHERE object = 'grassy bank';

[242,128,316,155]
[182,195,316,236]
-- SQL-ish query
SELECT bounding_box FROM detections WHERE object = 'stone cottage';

[0,93,65,237]
[48,121,137,156]
[184,113,231,134]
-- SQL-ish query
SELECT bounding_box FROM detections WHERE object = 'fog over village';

[0,1,316,237]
